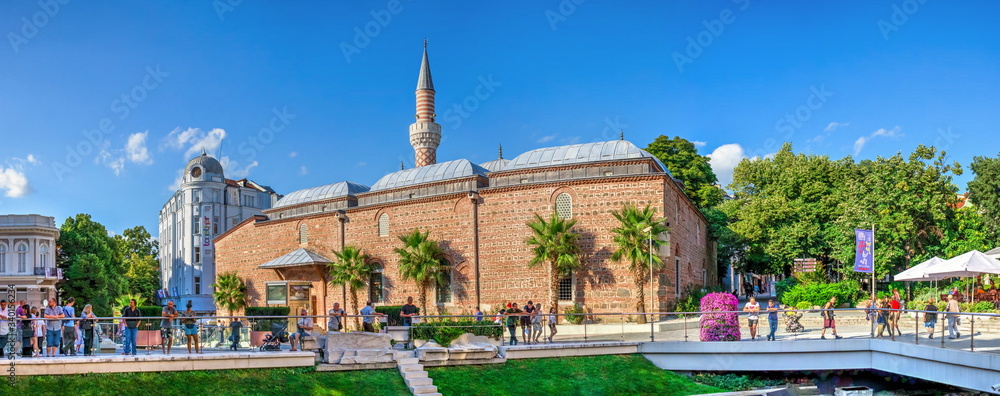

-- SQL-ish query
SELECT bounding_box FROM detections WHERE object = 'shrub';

[245,306,291,331]
[774,278,799,302]
[675,285,711,317]
[961,301,995,313]
[699,292,740,342]
[375,305,419,326]
[692,373,785,391]
[779,280,864,307]
[563,302,585,324]
[138,306,164,330]
[410,320,503,347]
[795,301,813,310]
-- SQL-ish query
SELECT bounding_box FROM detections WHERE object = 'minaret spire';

[498,144,503,159]
[409,39,442,167]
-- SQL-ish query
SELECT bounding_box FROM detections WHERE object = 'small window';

[0,243,6,273]
[267,285,287,303]
[558,272,573,301]
[194,276,201,295]
[378,214,390,237]
[192,216,200,234]
[194,247,201,264]
[555,193,573,220]
[16,243,27,273]
[436,264,452,304]
[675,257,681,298]
[299,224,309,244]
[519,178,528,184]
[39,244,48,268]
[213,216,220,235]
[369,264,384,303]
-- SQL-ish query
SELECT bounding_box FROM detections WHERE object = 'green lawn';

[3,367,409,396]
[427,354,726,396]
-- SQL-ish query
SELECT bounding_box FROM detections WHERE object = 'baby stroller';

[259,323,289,351]
[784,311,804,333]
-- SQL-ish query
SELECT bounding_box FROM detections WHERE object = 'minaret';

[409,39,441,168]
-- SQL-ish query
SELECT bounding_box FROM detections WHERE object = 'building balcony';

[0,267,60,279]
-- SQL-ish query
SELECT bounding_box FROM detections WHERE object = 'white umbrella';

[986,247,1000,260]
[893,256,947,281]
[924,250,1000,278]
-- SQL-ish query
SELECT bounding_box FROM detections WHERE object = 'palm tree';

[212,271,248,317]
[114,293,149,311]
[525,213,582,315]
[610,204,670,324]
[329,245,375,331]
[396,229,449,315]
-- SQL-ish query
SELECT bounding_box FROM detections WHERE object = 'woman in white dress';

[31,306,45,357]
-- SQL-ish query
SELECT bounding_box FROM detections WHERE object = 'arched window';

[0,243,7,273]
[368,263,384,303]
[299,224,309,244]
[555,193,573,220]
[16,243,28,273]
[378,214,390,237]
[436,260,452,304]
[39,244,49,268]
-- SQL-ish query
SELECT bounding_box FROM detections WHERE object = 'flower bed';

[699,292,740,342]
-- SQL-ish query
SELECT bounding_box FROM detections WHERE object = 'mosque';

[213,43,715,321]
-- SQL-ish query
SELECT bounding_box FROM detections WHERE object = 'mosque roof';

[503,140,669,173]
[370,159,488,191]
[273,181,370,208]
[258,248,332,269]
[479,158,510,172]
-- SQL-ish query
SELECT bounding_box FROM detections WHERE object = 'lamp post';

[643,225,654,342]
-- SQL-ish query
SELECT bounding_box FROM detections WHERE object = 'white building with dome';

[158,150,282,311]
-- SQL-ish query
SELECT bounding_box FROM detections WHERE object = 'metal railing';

[4,307,996,358]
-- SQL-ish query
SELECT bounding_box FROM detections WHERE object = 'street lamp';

[642,225,653,342]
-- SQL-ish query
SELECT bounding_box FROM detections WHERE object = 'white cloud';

[537,135,556,143]
[853,126,902,156]
[692,141,707,147]
[219,156,258,179]
[0,164,30,198]
[168,169,184,191]
[564,136,581,144]
[825,122,850,132]
[125,132,153,165]
[164,127,227,159]
[289,152,298,158]
[356,162,367,167]
[299,165,308,175]
[707,143,747,188]
[25,154,38,165]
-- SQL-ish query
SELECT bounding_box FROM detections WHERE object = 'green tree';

[395,229,449,315]
[525,213,582,314]
[58,214,125,316]
[329,245,375,330]
[610,204,670,324]
[644,135,724,208]
[212,271,247,316]
[113,226,160,300]
[968,154,1000,246]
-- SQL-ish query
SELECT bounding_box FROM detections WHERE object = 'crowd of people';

[493,301,556,345]
[0,297,98,358]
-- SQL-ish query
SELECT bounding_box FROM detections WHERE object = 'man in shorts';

[923,298,938,339]
[820,296,843,340]
[521,301,535,344]
[743,297,760,340]
[161,300,178,355]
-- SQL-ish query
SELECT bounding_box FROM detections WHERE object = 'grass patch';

[4,366,408,396]
[427,354,725,396]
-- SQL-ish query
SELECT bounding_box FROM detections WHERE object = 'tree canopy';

[58,214,125,316]
[968,154,1000,247]
[645,135,724,208]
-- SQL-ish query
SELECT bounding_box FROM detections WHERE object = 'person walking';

[61,297,78,356]
[229,316,243,350]
[42,298,64,357]
[875,298,889,338]
[889,290,903,337]
[505,303,521,345]
[521,301,535,344]
[122,299,142,355]
[0,300,10,353]
[161,300,179,355]
[743,297,760,341]
[923,298,938,339]
[531,304,543,344]
[765,299,779,341]
[19,304,33,358]
[946,294,961,339]
[180,301,200,354]
[546,307,557,343]
[327,302,346,332]
[474,307,484,322]
[819,296,842,340]
[80,304,97,356]
[31,306,44,357]
[400,297,418,327]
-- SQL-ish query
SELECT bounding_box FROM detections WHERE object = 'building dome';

[186,150,225,177]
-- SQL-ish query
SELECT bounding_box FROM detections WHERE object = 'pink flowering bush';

[699,292,741,341]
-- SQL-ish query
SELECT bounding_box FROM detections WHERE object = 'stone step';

[409,385,438,395]
[406,377,433,387]
[401,370,428,380]
[399,363,424,372]
[397,357,419,365]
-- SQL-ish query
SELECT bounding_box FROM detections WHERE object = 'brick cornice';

[488,158,660,178]
[214,214,267,243]
[481,173,667,194]
[263,196,351,214]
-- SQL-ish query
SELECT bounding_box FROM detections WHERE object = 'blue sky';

[1,1,998,236]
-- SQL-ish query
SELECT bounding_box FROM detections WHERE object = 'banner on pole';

[854,229,874,273]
